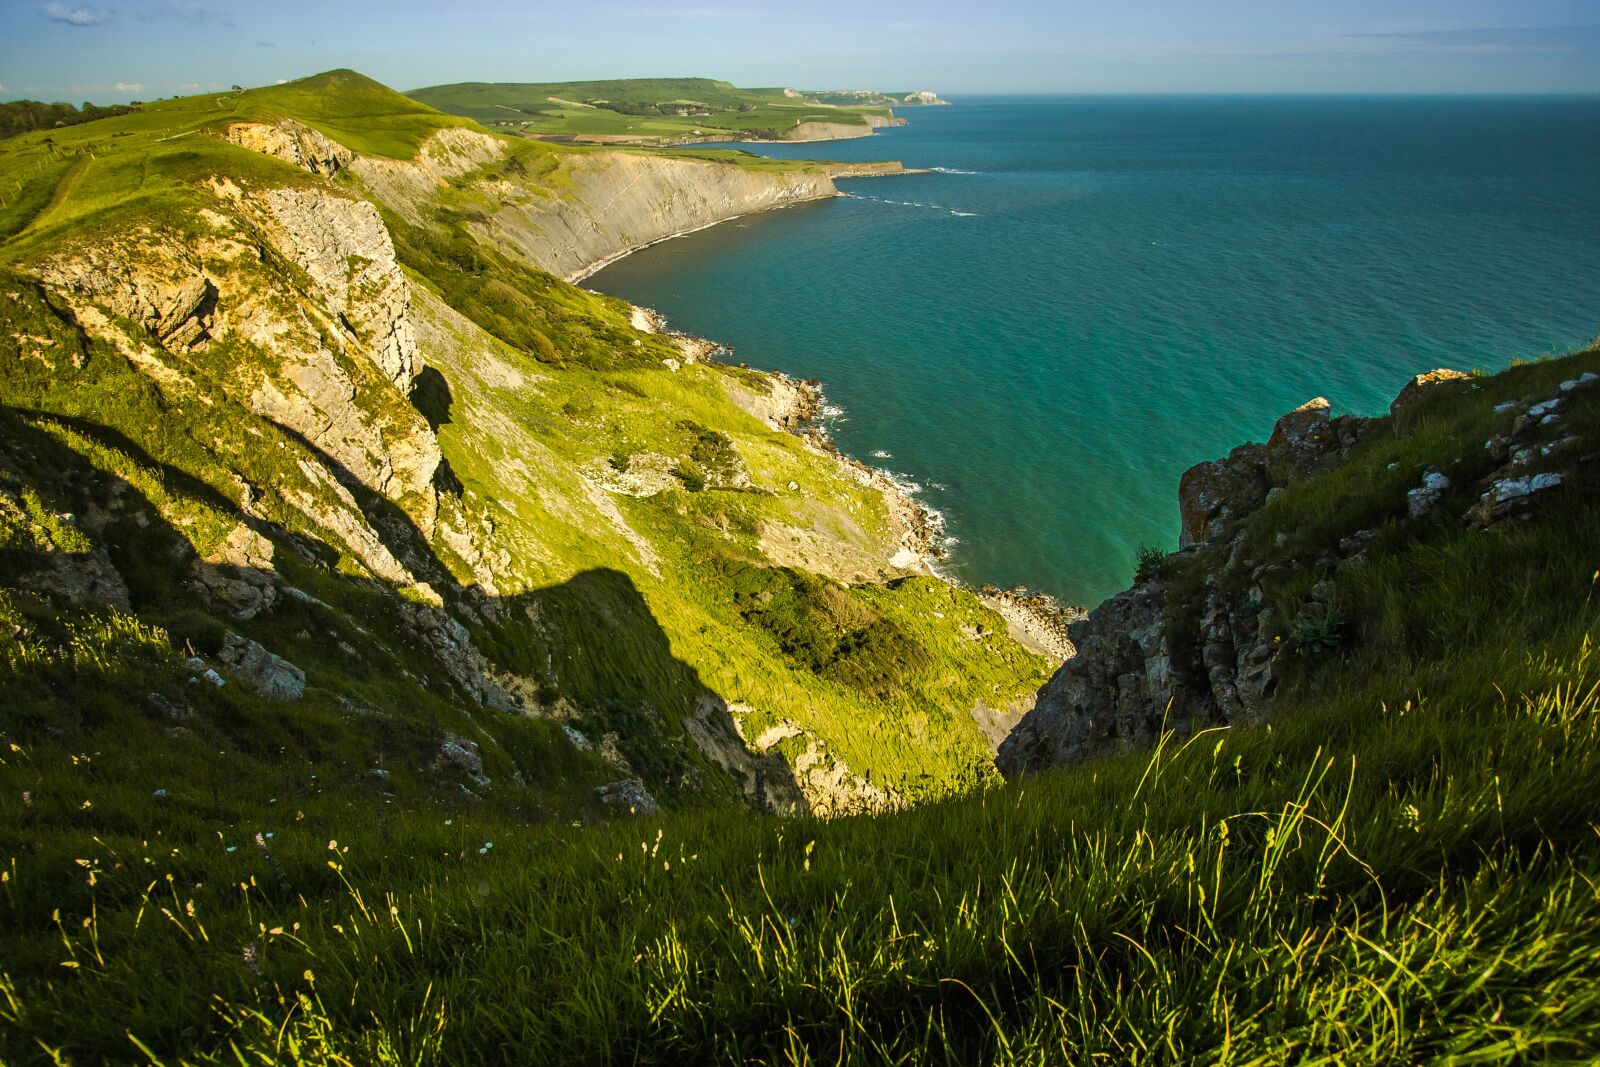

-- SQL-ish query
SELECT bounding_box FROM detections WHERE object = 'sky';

[1,0,1598,104]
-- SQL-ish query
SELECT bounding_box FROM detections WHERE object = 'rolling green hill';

[409,77,905,143]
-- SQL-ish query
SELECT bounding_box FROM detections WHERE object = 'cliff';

[470,150,841,282]
[345,124,909,282]
[999,361,1599,777]
[7,70,1600,1067]
[0,70,1045,822]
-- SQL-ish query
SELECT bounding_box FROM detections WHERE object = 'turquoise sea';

[588,96,1600,607]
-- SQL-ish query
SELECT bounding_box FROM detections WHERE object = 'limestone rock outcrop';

[258,187,420,392]
[225,120,354,177]
[1179,399,1372,547]
[1001,362,1600,779]
[35,241,216,351]
[1390,368,1470,417]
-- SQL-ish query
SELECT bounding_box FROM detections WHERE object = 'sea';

[586,95,1600,607]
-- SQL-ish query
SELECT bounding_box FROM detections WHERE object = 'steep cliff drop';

[998,364,1595,777]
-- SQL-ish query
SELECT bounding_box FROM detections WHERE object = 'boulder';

[436,733,492,791]
[1466,472,1565,527]
[1406,467,1452,519]
[596,778,659,816]
[217,632,305,701]
[1390,368,1469,417]
[190,523,277,620]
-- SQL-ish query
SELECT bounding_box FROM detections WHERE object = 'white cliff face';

[225,120,354,177]
[259,186,420,391]
[35,237,217,351]
[467,150,839,282]
[31,176,440,564]
[351,127,868,283]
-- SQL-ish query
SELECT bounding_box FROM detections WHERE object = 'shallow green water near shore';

[589,96,1600,606]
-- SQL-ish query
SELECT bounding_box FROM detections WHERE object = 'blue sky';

[2,0,1598,103]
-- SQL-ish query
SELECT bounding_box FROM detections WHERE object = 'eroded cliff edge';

[998,363,1599,777]
[348,124,908,283]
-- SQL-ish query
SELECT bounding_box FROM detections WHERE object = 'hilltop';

[2,66,1599,1065]
[408,77,939,144]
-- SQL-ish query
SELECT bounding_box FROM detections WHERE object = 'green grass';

[2,486,1597,1061]
[0,58,1046,811]
[4,67,1597,1063]
[5,353,1600,1063]
[409,78,894,144]
[0,70,477,259]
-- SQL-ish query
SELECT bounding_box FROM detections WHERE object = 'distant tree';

[0,100,138,141]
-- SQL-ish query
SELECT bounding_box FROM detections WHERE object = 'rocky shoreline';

[626,302,1080,664]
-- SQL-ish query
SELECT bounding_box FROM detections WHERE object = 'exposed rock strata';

[225,120,354,176]
[471,150,841,281]
[1001,366,1595,779]
[999,393,1380,778]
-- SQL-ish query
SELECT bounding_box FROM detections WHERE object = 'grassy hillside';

[0,70,476,255]
[0,66,1046,822]
[3,346,1598,1063]
[409,78,898,143]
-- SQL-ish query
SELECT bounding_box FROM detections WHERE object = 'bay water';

[588,95,1600,606]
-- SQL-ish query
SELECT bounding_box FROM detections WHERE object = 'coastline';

[568,163,918,285]
[569,206,809,284]
[625,301,1081,664]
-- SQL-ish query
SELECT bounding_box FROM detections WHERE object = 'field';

[409,78,898,143]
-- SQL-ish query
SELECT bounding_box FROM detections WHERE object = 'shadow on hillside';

[0,404,810,814]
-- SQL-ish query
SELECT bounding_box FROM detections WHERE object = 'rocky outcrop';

[0,484,130,612]
[597,778,659,815]
[217,632,305,701]
[1179,398,1372,547]
[225,120,354,177]
[35,241,216,351]
[1000,394,1379,778]
[996,581,1173,775]
[396,601,517,712]
[1390,368,1469,417]
[258,187,419,391]
[686,694,898,817]
[190,524,278,620]
[435,733,492,791]
[1001,364,1600,779]
[34,180,439,533]
[781,115,902,142]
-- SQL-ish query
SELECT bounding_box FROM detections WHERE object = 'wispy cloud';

[41,2,114,26]
[255,39,274,48]
[114,81,143,92]
[141,1,234,27]
[1345,25,1600,52]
